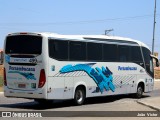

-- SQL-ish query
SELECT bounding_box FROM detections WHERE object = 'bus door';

[63,77,74,99]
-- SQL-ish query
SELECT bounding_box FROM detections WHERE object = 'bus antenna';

[105,29,114,35]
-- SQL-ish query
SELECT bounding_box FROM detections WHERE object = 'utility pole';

[105,29,114,35]
[152,0,156,55]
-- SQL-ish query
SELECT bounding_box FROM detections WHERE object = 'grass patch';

[0,76,3,92]
[0,86,3,92]
[0,76,3,87]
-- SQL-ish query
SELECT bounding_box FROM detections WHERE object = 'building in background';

[153,52,159,67]
[154,52,158,58]
[153,52,160,79]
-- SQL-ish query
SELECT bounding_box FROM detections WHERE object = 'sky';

[0,0,160,56]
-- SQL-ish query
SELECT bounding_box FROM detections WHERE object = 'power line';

[0,14,159,26]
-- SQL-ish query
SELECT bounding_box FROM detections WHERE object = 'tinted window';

[6,35,42,54]
[87,43,102,61]
[118,45,130,62]
[131,46,143,62]
[143,47,151,64]
[49,40,68,60]
[69,41,86,60]
[142,47,153,77]
[103,44,117,61]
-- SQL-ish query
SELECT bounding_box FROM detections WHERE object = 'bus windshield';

[5,35,42,55]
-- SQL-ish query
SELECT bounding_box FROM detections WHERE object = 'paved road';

[143,80,160,97]
[0,81,160,119]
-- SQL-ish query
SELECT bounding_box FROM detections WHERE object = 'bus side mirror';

[156,59,160,67]
[150,55,159,67]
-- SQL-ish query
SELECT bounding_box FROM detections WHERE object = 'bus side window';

[49,40,69,60]
[87,43,102,61]
[131,46,144,67]
[69,41,86,61]
[103,44,117,62]
[118,45,130,62]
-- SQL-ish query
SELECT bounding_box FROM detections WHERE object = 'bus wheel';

[74,87,86,105]
[135,84,143,98]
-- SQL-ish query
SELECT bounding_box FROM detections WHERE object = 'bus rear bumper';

[4,87,47,99]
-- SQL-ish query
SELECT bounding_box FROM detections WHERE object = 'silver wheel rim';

[138,87,142,96]
[76,90,83,103]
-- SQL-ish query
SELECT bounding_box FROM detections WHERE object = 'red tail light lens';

[3,68,7,86]
[38,69,46,88]
[20,32,28,34]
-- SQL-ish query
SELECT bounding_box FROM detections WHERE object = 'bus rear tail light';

[4,68,7,86]
[38,69,46,88]
[20,32,28,34]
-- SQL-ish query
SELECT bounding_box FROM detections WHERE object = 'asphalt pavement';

[0,80,160,111]
[137,79,160,111]
[137,96,160,111]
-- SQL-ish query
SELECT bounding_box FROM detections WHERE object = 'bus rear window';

[5,35,42,54]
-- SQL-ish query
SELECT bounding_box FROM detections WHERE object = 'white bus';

[3,32,159,105]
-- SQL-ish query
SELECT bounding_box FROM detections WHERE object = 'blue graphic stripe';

[8,71,36,80]
[60,63,115,93]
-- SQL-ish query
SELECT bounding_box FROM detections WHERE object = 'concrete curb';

[155,79,160,82]
[137,100,160,111]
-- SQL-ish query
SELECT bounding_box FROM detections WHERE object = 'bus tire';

[135,84,144,98]
[74,86,86,105]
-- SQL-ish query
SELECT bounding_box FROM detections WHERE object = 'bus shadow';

[0,95,150,110]
[84,94,149,105]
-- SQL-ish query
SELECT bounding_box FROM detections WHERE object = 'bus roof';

[7,32,150,49]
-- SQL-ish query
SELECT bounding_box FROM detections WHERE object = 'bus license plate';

[18,84,26,88]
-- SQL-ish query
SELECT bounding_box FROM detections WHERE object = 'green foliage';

[0,76,3,87]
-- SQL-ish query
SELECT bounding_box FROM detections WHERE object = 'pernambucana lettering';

[118,66,137,71]
[9,66,35,72]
